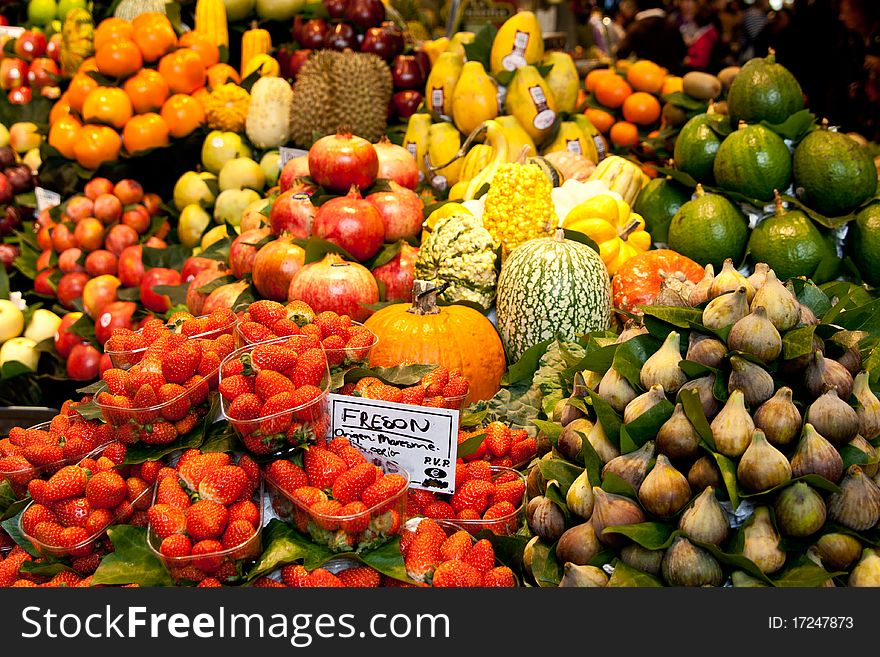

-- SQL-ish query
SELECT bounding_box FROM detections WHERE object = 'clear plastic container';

[442,467,526,536]
[147,480,264,583]
[220,338,331,453]
[19,475,154,558]
[266,457,409,553]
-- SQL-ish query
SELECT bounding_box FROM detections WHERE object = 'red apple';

[0,59,27,91]
[5,164,33,193]
[253,237,306,302]
[117,245,144,288]
[202,279,248,315]
[67,343,101,381]
[8,87,32,105]
[181,256,222,283]
[278,155,311,192]
[84,177,114,200]
[15,30,48,62]
[299,19,328,48]
[366,182,424,241]
[229,227,271,278]
[34,268,56,297]
[0,243,18,272]
[288,49,311,78]
[391,90,423,120]
[82,274,121,318]
[99,352,113,376]
[312,187,385,261]
[186,267,229,316]
[57,271,89,309]
[371,242,418,302]
[323,23,357,51]
[94,300,137,345]
[269,190,315,237]
[27,57,59,89]
[346,0,386,30]
[57,247,85,273]
[323,0,347,19]
[391,54,425,89]
[103,224,138,256]
[64,195,94,221]
[85,249,118,277]
[46,33,61,62]
[54,311,88,358]
[0,171,13,204]
[93,193,123,224]
[288,253,378,322]
[140,267,182,313]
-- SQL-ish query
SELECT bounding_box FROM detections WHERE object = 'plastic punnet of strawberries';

[402,518,517,587]
[337,366,470,410]
[146,449,262,584]
[220,334,331,455]
[264,437,408,553]
[458,420,538,468]
[0,399,114,496]
[236,301,377,371]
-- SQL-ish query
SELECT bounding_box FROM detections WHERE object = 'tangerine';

[594,75,632,109]
[626,60,665,94]
[94,18,133,51]
[73,125,121,170]
[67,73,99,114]
[206,63,241,89]
[160,94,205,138]
[49,92,72,123]
[123,69,170,114]
[622,91,661,126]
[82,87,133,129]
[122,113,170,154]
[158,49,206,95]
[585,108,615,134]
[179,31,220,68]
[585,68,614,93]
[133,14,178,62]
[77,57,98,73]
[48,114,82,159]
[609,121,639,148]
[95,39,143,79]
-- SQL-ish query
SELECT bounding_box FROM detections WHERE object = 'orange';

[616,60,633,73]
[585,68,614,93]
[49,93,72,124]
[123,69,170,114]
[82,87,133,129]
[626,60,665,94]
[78,57,98,73]
[48,115,82,159]
[122,113,170,154]
[95,39,143,79]
[94,18,133,51]
[67,73,99,114]
[585,108,615,134]
[662,76,683,95]
[609,121,639,148]
[179,31,220,68]
[133,14,178,62]
[206,63,241,89]
[622,91,661,126]
[158,49,206,95]
[73,124,121,170]
[160,94,205,138]
[594,75,632,109]
[192,87,210,106]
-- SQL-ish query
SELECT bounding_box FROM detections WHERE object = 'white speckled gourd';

[496,229,612,361]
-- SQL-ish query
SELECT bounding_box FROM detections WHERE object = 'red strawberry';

[305,568,344,587]
[482,501,518,534]
[465,460,493,483]
[86,470,127,509]
[160,534,192,558]
[399,385,426,406]
[59,526,93,556]
[404,522,444,580]
[161,341,201,384]
[327,436,351,454]
[132,384,159,423]
[285,300,315,326]
[439,530,473,562]
[290,486,327,508]
[337,445,367,469]
[221,518,256,552]
[196,577,223,587]
[138,460,164,485]
[178,452,230,488]
[249,300,287,327]
[450,479,494,515]
[254,370,296,402]
[344,328,375,363]
[338,566,381,588]
[510,437,537,465]
[226,392,261,421]
[310,499,343,530]
[441,374,469,400]
[70,552,103,576]
[482,566,516,587]
[409,488,438,513]
[45,465,88,502]
[247,576,283,587]
[288,349,326,388]
[259,392,296,435]
[280,564,309,587]
[198,465,248,506]
[156,476,191,510]
[101,442,127,464]
[484,422,512,458]
[219,374,253,401]
[175,410,203,436]
[23,441,63,467]
[252,343,298,372]
[265,460,308,492]
[464,538,495,573]
[431,559,481,587]
[361,474,407,509]
[331,462,378,504]
[53,497,92,528]
[129,369,165,394]
[239,321,274,344]
[321,335,346,367]
[313,311,348,339]
[362,383,403,403]
[127,477,152,509]
[458,430,488,462]
[237,454,260,493]
[228,499,260,527]
[32,520,66,546]
[491,480,525,508]
[157,383,190,421]
[221,357,244,378]
[21,503,58,535]
[186,500,229,540]
[103,368,132,396]
[144,421,178,445]
[338,501,370,533]
[191,539,225,573]
[489,457,513,468]
[272,318,301,337]
[148,503,187,539]
[423,501,455,520]
[198,350,222,377]
[304,447,347,489]
[421,366,449,396]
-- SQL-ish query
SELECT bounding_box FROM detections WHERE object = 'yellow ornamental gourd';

[563,194,651,274]
[241,23,272,76]
[203,83,250,132]
[195,0,228,48]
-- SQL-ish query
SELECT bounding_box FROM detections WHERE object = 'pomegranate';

[288,253,378,322]
[229,227,272,278]
[269,190,316,238]
[373,136,419,189]
[366,182,424,241]
[371,243,418,302]
[252,237,306,302]
[202,280,248,315]
[308,131,378,194]
[187,267,229,316]
[312,186,385,261]
[278,155,311,192]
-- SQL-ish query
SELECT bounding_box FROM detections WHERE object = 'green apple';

[0,299,24,342]
[0,337,39,372]
[178,204,212,248]
[255,0,304,20]
[224,0,256,22]
[57,0,86,20]
[260,150,282,187]
[23,308,61,344]
[201,130,252,174]
[240,198,271,231]
[28,0,57,25]
[173,170,217,210]
[214,188,261,226]
[218,157,266,192]
[0,124,10,149]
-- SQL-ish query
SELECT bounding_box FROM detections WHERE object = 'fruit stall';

[0,0,878,591]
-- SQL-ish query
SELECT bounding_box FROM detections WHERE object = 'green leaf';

[827,298,880,334]
[0,479,17,518]
[197,273,237,295]
[771,556,838,588]
[356,537,413,583]
[199,415,239,454]
[477,531,529,576]
[678,387,715,448]
[530,539,562,587]
[123,416,212,464]
[501,339,553,386]
[611,334,660,391]
[577,432,604,489]
[1,496,30,523]
[19,560,74,577]
[573,342,618,374]
[603,522,676,550]
[841,442,880,470]
[460,409,489,429]
[782,325,817,361]
[759,109,816,142]
[739,474,841,500]
[585,390,622,446]
[788,277,832,317]
[303,236,357,264]
[342,363,438,386]
[600,470,639,500]
[247,519,330,581]
[200,236,232,262]
[1,508,39,556]
[364,240,403,271]
[654,166,698,189]
[0,265,8,299]
[153,283,189,308]
[704,447,740,509]
[456,432,486,458]
[662,92,708,112]
[461,23,497,71]
[690,537,774,585]
[607,560,664,587]
[622,398,674,450]
[91,526,173,586]
[538,459,583,496]
[533,419,562,446]
[640,306,704,329]
[141,244,191,270]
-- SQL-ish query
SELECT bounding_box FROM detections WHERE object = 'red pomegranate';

[187,267,229,316]
[312,186,385,261]
[229,227,272,278]
[366,182,424,242]
[371,242,418,302]
[288,253,378,322]
[181,255,221,283]
[252,237,306,302]
[269,190,316,238]
[373,136,419,189]
[278,155,311,192]
[202,280,248,315]
[308,131,378,193]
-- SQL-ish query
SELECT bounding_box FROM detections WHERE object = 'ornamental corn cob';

[482,163,555,257]
[195,0,229,48]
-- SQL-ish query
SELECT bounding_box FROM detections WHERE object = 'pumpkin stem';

[618,219,641,240]
[408,280,448,315]
[515,144,531,164]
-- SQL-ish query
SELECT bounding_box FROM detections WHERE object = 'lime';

[727,51,804,125]
[713,124,791,202]
[633,177,692,243]
[667,189,748,269]
[748,204,838,282]
[27,0,57,25]
[673,112,725,184]
[793,129,878,217]
[57,0,86,21]
[846,202,880,286]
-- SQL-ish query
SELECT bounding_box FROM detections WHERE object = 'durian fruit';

[289,50,392,146]
[203,84,251,133]
[60,8,94,77]
[114,0,167,20]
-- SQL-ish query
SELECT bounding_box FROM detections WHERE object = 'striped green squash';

[496,229,612,361]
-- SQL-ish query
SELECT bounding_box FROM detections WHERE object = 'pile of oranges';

[47,13,239,170]
[582,60,682,150]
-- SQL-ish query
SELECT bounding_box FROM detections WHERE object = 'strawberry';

[178,452,231,488]
[103,369,132,396]
[423,501,455,520]
[423,396,445,408]
[421,366,449,396]
[239,321,273,344]
[175,410,203,436]
[221,518,256,552]
[206,308,236,330]
[252,343,298,372]
[409,488,438,513]
[138,460,164,484]
[465,460,493,483]
[226,392,262,421]
[249,300,287,326]
[54,497,92,529]
[450,479,494,515]
[32,520,65,546]
[327,436,351,454]
[491,480,525,508]
[482,566,516,587]
[221,357,244,378]
[280,564,310,588]
[399,385,426,406]
[344,329,375,363]
[160,534,192,558]
[361,474,407,509]
[404,523,444,580]
[489,457,513,468]
[242,433,283,455]
[228,499,260,527]
[305,568,344,587]
[313,311,348,339]
[195,576,222,588]
[285,300,315,326]
[484,422,512,458]
[70,552,103,576]
[482,501,518,534]
[439,530,473,562]
[310,499,343,530]
[338,566,381,588]
[441,371,469,398]
[252,576,286,588]
[290,486,327,508]
[45,465,88,502]
[148,503,187,539]
[143,421,177,445]
[21,504,58,535]
[156,477,191,510]
[510,437,537,465]
[186,500,229,540]
[288,348,326,388]
[321,335,346,367]
[27,479,50,505]
[197,349,222,377]
[237,454,260,491]
[132,384,159,423]
[191,539,224,573]
[254,370,296,402]
[23,441,63,467]
[338,501,370,533]
[289,385,325,421]
[259,392,296,434]
[129,369,165,394]
[85,470,127,509]
[185,374,211,407]
[0,455,33,488]
[219,374,254,403]
[101,442,127,464]
[161,341,201,384]
[198,465,248,505]
[464,538,495,573]
[332,462,378,504]
[304,447,347,489]
[431,559,481,587]
[353,377,381,396]
[363,383,403,403]
[265,460,308,492]
[46,568,87,586]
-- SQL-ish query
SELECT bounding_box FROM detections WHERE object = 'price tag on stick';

[35,187,61,213]
[328,393,459,494]
[279,147,308,166]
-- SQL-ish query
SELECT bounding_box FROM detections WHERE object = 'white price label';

[0,26,25,38]
[279,147,308,166]
[328,393,459,494]
[35,187,61,213]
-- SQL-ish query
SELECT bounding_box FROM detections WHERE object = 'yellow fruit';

[403,113,432,182]
[504,65,557,145]
[424,51,463,121]
[451,61,499,135]
[496,115,536,161]
[427,121,463,189]
[242,53,279,78]
[542,51,579,114]
[490,11,544,74]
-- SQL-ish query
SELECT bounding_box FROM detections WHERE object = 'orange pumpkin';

[612,249,705,314]
[365,281,506,404]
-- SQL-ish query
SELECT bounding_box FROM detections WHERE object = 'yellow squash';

[562,194,651,274]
